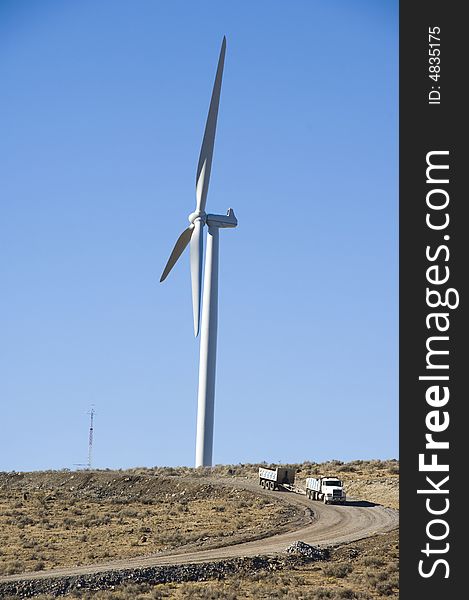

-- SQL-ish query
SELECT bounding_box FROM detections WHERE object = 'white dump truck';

[305,477,346,504]
[259,467,296,491]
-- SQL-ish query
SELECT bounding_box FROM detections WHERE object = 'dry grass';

[0,459,399,598]
[20,531,399,599]
[141,459,399,509]
[0,470,293,576]
[126,459,400,510]
[129,458,398,480]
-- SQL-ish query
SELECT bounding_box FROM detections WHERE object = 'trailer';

[305,477,346,504]
[258,467,296,491]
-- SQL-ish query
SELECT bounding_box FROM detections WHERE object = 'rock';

[285,540,329,560]
[0,555,295,597]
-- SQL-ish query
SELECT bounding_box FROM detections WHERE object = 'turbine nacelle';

[206,208,238,229]
[188,208,237,228]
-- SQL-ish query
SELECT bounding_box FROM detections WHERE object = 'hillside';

[0,459,399,599]
[0,470,297,576]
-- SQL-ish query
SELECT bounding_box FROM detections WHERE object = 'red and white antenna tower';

[87,407,95,469]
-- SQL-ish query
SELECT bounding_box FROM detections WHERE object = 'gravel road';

[0,476,398,584]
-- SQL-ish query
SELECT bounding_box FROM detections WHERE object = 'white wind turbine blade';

[160,226,194,282]
[190,219,203,336]
[195,36,226,213]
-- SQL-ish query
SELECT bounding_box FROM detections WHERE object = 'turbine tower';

[160,37,237,467]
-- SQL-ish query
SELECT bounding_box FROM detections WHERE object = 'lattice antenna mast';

[87,407,95,469]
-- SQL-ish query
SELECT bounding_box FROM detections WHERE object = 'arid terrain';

[0,470,296,575]
[0,459,399,599]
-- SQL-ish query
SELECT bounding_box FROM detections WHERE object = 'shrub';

[376,577,399,596]
[362,556,384,567]
[323,563,353,578]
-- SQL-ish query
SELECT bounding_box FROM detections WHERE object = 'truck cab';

[321,478,346,504]
[305,476,347,504]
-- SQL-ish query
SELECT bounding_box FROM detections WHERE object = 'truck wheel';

[306,490,310,499]
[269,481,275,491]
[313,492,317,501]
[260,479,265,488]
[323,496,328,504]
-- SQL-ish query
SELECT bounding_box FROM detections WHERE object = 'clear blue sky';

[0,1,398,471]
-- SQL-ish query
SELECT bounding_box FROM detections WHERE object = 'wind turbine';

[160,37,237,468]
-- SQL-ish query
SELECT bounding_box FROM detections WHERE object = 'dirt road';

[0,476,398,583]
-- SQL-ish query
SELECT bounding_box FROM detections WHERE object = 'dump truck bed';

[259,467,296,485]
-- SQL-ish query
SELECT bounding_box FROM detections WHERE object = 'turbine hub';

[188,210,206,225]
